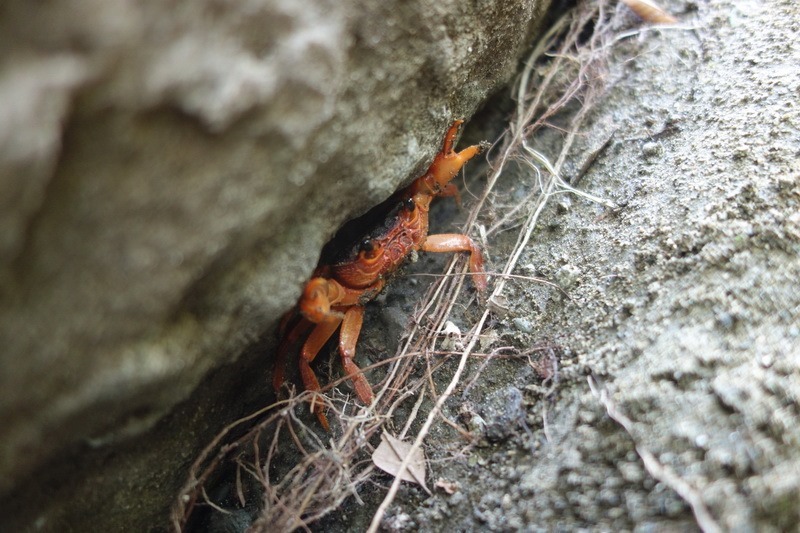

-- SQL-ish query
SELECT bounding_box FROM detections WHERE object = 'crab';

[273,120,488,429]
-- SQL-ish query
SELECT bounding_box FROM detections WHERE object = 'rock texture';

[318,0,800,531]
[0,0,548,530]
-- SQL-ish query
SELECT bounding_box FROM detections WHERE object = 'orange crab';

[273,120,487,429]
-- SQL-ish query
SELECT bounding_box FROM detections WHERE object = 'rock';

[482,386,525,443]
[0,0,549,529]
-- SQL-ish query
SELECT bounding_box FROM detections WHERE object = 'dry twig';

[588,375,722,533]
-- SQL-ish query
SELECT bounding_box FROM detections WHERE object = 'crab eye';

[405,198,416,211]
[359,239,380,261]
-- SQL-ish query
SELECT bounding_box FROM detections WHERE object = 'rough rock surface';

[0,0,548,530]
[314,0,799,530]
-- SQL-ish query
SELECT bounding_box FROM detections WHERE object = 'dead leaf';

[372,432,430,493]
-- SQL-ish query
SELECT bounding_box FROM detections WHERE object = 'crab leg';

[299,315,343,430]
[338,306,374,405]
[437,182,462,207]
[422,233,488,292]
[272,313,314,393]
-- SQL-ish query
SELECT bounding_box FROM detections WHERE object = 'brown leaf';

[372,432,430,493]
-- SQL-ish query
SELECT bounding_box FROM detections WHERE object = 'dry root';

[171,1,672,530]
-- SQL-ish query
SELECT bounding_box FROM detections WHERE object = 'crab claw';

[429,120,483,189]
[300,278,345,323]
[412,119,483,201]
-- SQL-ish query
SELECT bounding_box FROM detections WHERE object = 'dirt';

[188,0,800,530]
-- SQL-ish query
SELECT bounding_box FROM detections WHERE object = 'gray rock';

[482,386,525,443]
[0,0,549,529]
